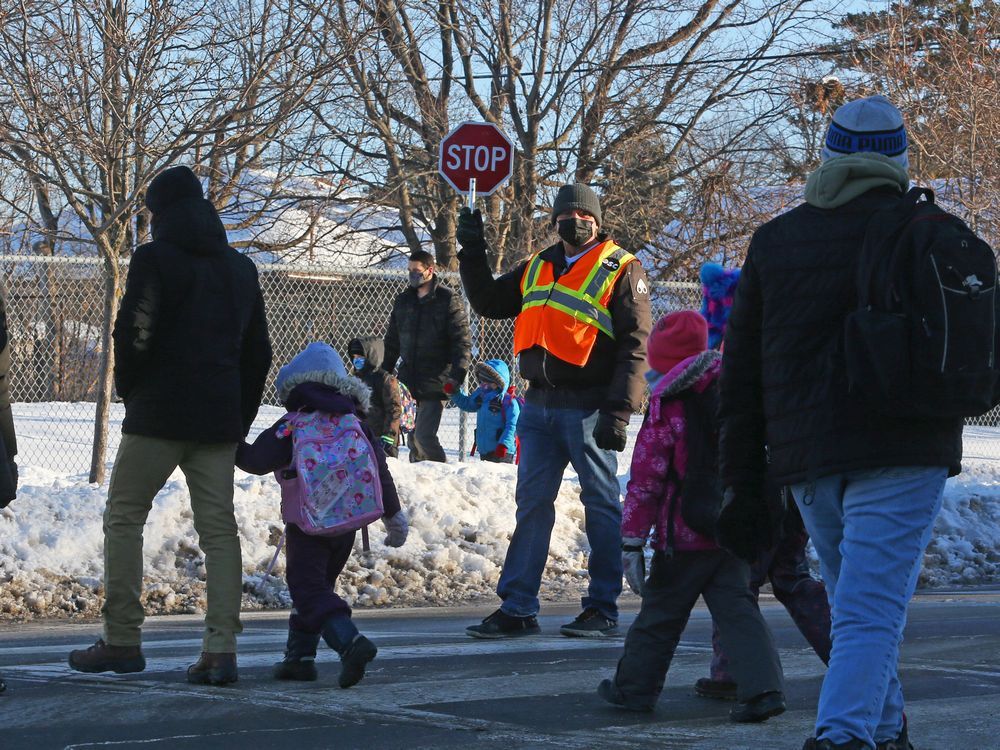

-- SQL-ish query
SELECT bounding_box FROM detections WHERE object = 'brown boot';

[187,652,238,686]
[68,639,146,674]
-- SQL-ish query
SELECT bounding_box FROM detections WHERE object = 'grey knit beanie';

[550,183,602,226]
[821,95,909,170]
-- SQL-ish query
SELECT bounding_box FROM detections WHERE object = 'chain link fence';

[2,254,998,474]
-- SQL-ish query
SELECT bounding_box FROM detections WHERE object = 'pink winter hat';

[648,311,709,374]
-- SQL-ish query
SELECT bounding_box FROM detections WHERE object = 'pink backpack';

[274,411,384,536]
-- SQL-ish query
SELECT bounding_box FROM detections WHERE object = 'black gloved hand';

[716,484,772,563]
[456,207,486,255]
[593,413,628,452]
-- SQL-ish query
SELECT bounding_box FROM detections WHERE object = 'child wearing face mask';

[448,360,520,463]
[347,337,403,458]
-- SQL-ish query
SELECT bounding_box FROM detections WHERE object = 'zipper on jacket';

[929,254,949,372]
[541,348,555,388]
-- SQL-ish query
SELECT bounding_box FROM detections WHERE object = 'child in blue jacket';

[450,359,519,463]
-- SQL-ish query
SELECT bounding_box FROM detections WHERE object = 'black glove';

[593,413,628,452]
[456,207,486,255]
[716,484,773,563]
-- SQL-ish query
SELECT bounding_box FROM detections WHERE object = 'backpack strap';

[858,188,933,310]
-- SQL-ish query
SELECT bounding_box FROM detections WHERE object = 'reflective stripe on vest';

[514,241,635,365]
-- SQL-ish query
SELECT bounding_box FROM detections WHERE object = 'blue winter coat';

[450,359,519,457]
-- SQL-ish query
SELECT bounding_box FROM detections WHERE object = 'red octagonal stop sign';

[438,121,514,196]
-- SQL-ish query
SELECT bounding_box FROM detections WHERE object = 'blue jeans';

[497,401,622,620]
[791,466,947,748]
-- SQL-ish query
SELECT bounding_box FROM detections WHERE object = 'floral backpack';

[397,381,417,434]
[274,411,384,536]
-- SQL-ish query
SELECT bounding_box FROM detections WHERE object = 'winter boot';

[321,615,377,688]
[466,609,541,639]
[801,738,869,749]
[694,677,738,700]
[273,629,321,681]
[68,639,146,674]
[187,652,238,686]
[596,678,655,712]
[729,690,786,723]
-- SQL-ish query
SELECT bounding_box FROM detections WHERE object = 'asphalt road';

[1,592,998,750]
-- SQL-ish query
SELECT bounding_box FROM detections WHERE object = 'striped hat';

[821,95,909,170]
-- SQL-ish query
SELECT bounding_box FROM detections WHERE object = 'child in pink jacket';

[597,311,785,722]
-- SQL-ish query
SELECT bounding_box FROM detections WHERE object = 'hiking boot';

[729,690,786,723]
[187,652,238,686]
[338,635,377,688]
[596,678,655,712]
[273,629,320,682]
[802,740,868,750]
[68,639,146,674]
[466,609,541,639]
[559,608,618,637]
[694,677,738,700]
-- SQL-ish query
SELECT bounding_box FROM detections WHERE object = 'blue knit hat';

[275,342,348,403]
[821,95,908,170]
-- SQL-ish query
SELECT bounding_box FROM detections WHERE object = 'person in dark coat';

[457,183,652,639]
[383,249,471,463]
[347,336,402,458]
[715,96,963,750]
[69,165,272,687]
[236,342,407,688]
[0,291,18,696]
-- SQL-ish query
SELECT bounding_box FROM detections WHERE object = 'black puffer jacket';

[114,197,272,442]
[719,187,963,487]
[383,276,471,400]
[459,237,651,422]
[348,336,401,439]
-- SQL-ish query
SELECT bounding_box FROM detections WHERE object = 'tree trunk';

[89,254,121,483]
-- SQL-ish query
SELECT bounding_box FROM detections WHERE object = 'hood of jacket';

[349,336,384,370]
[150,197,229,255]
[285,382,364,416]
[647,349,721,400]
[476,358,511,391]
[804,153,908,209]
[280,372,371,414]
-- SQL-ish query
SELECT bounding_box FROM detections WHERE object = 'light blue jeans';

[791,466,947,748]
[497,401,623,620]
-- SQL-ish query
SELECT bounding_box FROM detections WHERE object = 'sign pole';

[467,177,477,210]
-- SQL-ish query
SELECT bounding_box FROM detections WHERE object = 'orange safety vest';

[513,240,635,367]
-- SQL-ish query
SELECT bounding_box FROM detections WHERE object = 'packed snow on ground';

[0,404,998,620]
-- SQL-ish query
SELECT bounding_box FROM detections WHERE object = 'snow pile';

[0,452,997,620]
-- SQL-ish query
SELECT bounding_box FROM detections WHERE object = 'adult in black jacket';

[347,336,402,457]
[457,183,651,640]
[383,250,471,462]
[0,291,17,696]
[716,96,961,750]
[69,166,272,687]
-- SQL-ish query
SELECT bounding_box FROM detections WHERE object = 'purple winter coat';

[622,350,722,552]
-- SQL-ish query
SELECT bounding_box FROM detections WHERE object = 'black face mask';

[557,217,595,248]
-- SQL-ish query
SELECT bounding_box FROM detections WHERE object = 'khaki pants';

[102,434,242,652]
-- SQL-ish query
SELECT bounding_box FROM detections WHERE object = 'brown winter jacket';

[347,336,402,440]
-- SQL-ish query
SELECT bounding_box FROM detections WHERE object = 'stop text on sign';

[438,121,514,196]
[443,144,510,173]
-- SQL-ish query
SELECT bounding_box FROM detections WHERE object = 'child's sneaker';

[338,635,377,688]
[466,609,540,639]
[560,608,618,637]
[596,678,655,712]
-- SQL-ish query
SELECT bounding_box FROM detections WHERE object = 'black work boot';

[729,690,786,723]
[273,630,321,681]
[802,738,869,749]
[187,652,238,686]
[466,609,540,639]
[68,639,146,674]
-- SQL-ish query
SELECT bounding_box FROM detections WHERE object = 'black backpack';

[665,382,724,552]
[845,187,1000,419]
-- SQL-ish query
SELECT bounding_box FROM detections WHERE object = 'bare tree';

[0,0,354,480]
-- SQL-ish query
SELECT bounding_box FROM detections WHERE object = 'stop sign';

[438,121,514,196]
